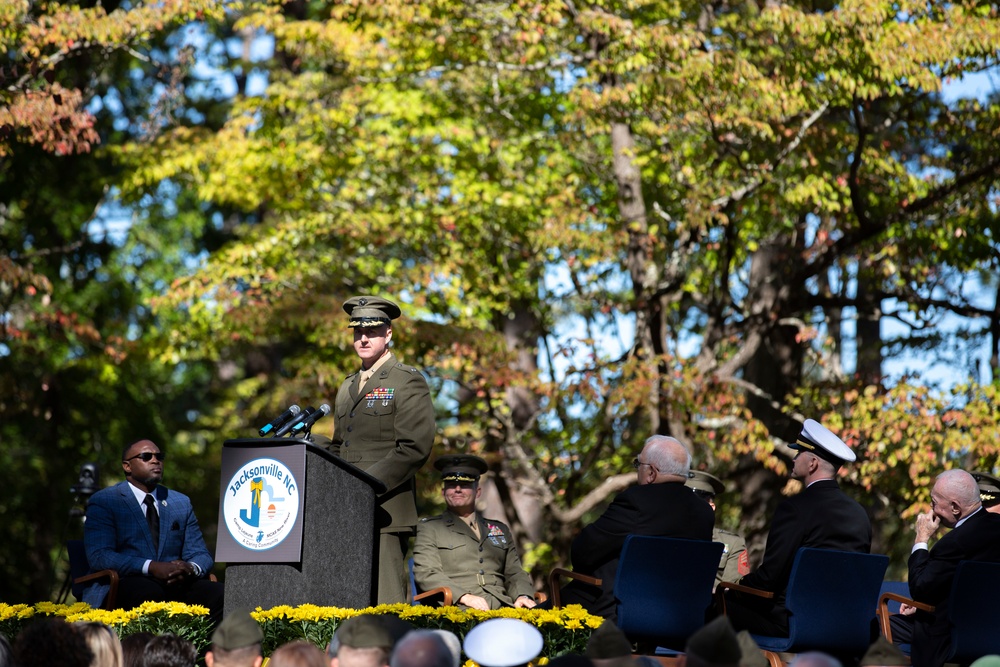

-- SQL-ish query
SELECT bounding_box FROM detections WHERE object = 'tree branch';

[711,101,830,210]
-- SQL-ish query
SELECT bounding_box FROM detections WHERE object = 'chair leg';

[764,650,784,667]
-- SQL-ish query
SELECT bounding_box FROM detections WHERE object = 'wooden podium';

[217,438,385,615]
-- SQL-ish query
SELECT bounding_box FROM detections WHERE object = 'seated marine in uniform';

[686,470,750,589]
[413,455,537,610]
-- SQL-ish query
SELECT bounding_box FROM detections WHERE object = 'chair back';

[878,580,909,615]
[614,536,724,648]
[784,548,889,653]
[67,540,91,600]
[948,560,1000,660]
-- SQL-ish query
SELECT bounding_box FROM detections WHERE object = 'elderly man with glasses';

[82,438,223,622]
[553,435,715,622]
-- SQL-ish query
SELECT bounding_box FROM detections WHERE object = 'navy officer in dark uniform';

[723,419,872,636]
[328,295,436,604]
[413,454,537,610]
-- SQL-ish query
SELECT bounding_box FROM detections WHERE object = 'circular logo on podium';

[222,457,300,551]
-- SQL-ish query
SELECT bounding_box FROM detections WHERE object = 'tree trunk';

[855,260,883,385]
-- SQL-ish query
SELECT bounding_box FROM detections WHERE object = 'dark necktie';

[144,494,160,548]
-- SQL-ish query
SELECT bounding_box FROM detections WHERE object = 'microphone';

[273,406,315,437]
[288,404,331,436]
[258,404,302,437]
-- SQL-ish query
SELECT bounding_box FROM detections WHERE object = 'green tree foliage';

[5,0,1000,600]
[0,0,231,602]
[120,0,1000,574]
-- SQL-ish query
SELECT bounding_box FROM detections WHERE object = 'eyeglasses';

[632,458,660,473]
[125,452,166,463]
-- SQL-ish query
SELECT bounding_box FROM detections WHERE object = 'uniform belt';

[476,573,502,587]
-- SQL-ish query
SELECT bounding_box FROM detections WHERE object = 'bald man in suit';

[889,469,1000,667]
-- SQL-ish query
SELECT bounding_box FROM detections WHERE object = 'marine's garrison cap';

[434,454,489,483]
[790,419,856,465]
[343,295,401,328]
[211,609,263,651]
[686,470,725,496]
[336,614,412,649]
[584,620,632,659]
[859,636,909,666]
[737,630,768,667]
[971,471,1000,507]
[685,615,741,665]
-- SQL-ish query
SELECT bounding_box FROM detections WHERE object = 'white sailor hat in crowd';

[462,618,543,667]
[790,419,856,465]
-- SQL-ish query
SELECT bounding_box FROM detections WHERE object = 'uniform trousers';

[377,532,410,604]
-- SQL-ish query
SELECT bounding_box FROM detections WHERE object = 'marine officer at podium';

[328,295,436,604]
[413,455,536,610]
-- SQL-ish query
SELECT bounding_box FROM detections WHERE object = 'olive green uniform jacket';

[714,527,750,589]
[413,511,535,609]
[328,353,435,533]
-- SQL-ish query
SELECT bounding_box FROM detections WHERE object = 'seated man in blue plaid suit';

[82,438,223,623]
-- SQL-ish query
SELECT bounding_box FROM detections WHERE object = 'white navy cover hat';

[790,419,856,464]
[462,618,543,667]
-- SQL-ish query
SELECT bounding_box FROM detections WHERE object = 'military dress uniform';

[725,419,872,636]
[328,296,435,604]
[714,528,749,587]
[413,454,535,609]
[685,470,750,588]
[972,470,1000,510]
[413,511,535,609]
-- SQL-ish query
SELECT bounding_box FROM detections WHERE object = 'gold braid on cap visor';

[443,473,479,483]
[349,317,391,327]
[795,438,818,451]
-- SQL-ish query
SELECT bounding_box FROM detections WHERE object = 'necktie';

[469,517,481,540]
[358,369,374,394]
[144,494,160,548]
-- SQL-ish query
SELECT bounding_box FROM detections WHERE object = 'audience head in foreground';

[427,630,461,667]
[389,630,452,667]
[787,653,842,667]
[206,609,264,667]
[141,633,198,667]
[859,636,908,667]
[119,631,155,667]
[584,620,634,667]
[681,616,741,667]
[329,614,413,667]
[269,640,327,667]
[12,617,92,667]
[74,622,123,667]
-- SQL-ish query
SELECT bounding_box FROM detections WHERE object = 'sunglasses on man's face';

[125,452,166,463]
